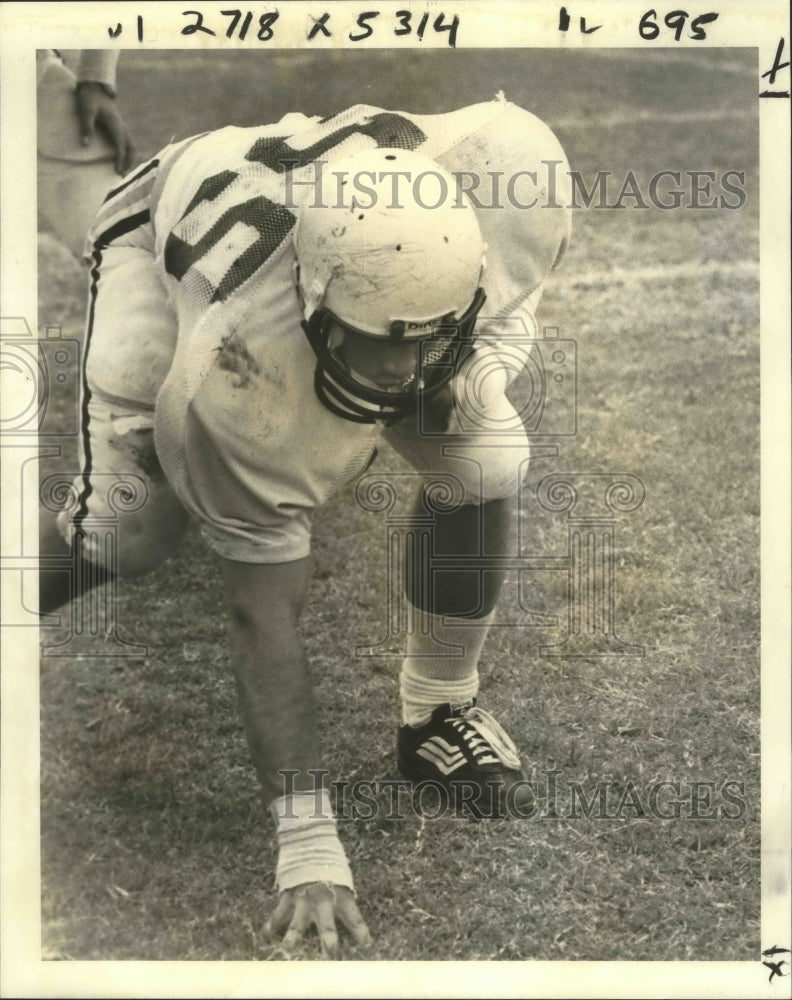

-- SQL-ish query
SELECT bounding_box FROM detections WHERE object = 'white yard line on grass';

[127,50,756,77]
[554,108,756,129]
[579,49,756,78]
[555,258,758,289]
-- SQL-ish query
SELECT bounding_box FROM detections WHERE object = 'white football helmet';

[294,147,487,422]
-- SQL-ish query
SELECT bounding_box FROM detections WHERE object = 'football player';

[39,98,571,954]
[38,49,134,258]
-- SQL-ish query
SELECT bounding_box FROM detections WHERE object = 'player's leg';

[398,490,511,726]
[39,510,113,614]
[383,379,531,818]
[396,497,528,819]
[39,245,185,613]
[409,492,512,617]
[39,393,189,613]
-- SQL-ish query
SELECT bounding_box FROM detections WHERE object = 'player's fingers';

[114,132,134,175]
[105,115,135,174]
[263,892,295,939]
[119,134,135,175]
[74,87,101,143]
[100,112,127,174]
[335,888,373,949]
[281,898,312,951]
[312,900,340,959]
[298,883,340,958]
[76,104,97,143]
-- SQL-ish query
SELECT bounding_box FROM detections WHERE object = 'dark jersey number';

[164,112,428,301]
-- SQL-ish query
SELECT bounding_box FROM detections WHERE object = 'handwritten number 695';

[639,10,719,41]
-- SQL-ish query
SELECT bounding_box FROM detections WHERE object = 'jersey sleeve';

[85,133,208,260]
[433,99,572,320]
[75,50,120,92]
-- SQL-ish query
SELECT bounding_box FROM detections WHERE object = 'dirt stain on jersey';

[216,332,262,389]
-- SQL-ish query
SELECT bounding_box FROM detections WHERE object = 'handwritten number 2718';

[639,10,719,41]
[181,10,279,40]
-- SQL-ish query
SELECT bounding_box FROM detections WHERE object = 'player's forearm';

[221,557,324,803]
[222,558,360,916]
[231,626,323,802]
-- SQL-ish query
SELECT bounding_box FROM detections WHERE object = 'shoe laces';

[449,705,522,771]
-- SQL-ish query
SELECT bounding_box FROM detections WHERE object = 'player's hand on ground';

[264,882,372,958]
[75,82,135,174]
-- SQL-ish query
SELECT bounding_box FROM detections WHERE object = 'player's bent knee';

[452,437,531,506]
[57,488,188,578]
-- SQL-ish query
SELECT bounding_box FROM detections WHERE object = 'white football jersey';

[85,100,571,563]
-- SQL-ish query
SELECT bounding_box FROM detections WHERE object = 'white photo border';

[1,2,789,997]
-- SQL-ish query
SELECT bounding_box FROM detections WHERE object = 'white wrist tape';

[271,790,354,895]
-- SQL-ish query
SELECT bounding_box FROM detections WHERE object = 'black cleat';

[397,701,530,819]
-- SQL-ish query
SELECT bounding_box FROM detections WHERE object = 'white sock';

[399,609,494,726]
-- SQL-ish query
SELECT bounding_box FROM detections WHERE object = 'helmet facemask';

[301,287,487,423]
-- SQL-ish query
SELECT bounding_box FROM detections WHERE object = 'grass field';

[37,48,760,962]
